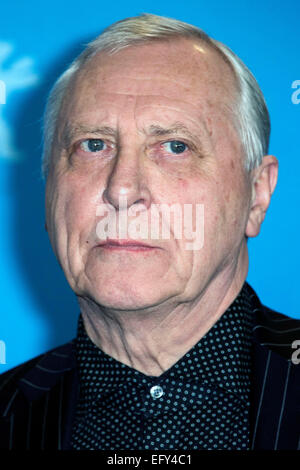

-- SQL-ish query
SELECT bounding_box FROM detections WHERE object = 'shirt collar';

[75,283,253,409]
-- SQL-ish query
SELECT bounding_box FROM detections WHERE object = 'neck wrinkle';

[78,242,249,376]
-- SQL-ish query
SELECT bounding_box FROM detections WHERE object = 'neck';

[78,245,249,376]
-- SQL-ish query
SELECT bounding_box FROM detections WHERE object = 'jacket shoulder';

[261,304,300,322]
[0,341,78,449]
[245,283,300,360]
[0,340,76,416]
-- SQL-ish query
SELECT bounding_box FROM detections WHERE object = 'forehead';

[63,38,237,115]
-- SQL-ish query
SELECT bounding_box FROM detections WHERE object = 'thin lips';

[98,239,158,248]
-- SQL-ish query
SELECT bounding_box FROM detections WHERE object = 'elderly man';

[0,14,299,451]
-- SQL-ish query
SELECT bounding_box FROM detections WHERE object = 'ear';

[246,155,278,238]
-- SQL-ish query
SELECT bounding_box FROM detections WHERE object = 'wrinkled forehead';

[62,38,238,115]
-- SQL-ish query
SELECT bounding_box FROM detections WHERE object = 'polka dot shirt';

[71,284,253,450]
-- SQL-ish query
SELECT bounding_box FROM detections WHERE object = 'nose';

[102,148,151,211]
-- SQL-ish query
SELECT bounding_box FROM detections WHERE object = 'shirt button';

[150,385,164,399]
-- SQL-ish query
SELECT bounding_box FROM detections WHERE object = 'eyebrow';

[146,123,198,140]
[61,124,117,148]
[61,121,208,150]
[146,122,210,154]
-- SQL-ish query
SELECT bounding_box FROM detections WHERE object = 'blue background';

[0,0,299,372]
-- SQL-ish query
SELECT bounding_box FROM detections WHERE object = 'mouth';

[97,239,159,252]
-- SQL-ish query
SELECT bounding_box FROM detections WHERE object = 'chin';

[84,282,172,312]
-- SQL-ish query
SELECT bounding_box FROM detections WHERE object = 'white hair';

[42,13,270,177]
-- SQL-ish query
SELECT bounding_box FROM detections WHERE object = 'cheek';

[213,172,250,241]
[65,190,98,241]
[47,174,99,245]
[176,166,249,250]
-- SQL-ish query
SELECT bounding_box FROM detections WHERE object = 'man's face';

[45,39,253,311]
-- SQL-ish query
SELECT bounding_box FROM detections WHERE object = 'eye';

[162,140,188,154]
[80,139,107,152]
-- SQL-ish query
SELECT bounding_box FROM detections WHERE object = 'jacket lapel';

[0,341,78,449]
[248,284,300,450]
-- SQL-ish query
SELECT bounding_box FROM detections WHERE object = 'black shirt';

[71,284,253,450]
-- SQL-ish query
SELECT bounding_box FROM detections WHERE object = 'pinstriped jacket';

[0,284,299,450]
